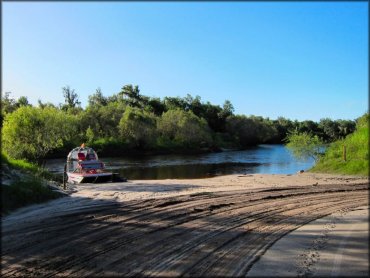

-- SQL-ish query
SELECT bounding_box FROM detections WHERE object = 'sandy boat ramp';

[2,173,369,277]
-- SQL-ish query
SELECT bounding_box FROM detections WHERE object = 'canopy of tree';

[0,87,361,161]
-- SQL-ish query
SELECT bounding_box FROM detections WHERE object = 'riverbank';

[69,172,368,202]
[2,173,368,277]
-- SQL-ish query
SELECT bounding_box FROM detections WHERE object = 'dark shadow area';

[76,182,201,193]
[1,186,368,277]
[116,162,262,180]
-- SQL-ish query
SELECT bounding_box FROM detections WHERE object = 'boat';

[65,144,115,184]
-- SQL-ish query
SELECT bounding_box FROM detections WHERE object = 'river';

[44,144,315,180]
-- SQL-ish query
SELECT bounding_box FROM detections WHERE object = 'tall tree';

[118,84,143,108]
[88,87,107,107]
[16,96,30,107]
[1,92,17,114]
[61,85,81,110]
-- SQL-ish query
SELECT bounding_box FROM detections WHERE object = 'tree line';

[1,85,359,161]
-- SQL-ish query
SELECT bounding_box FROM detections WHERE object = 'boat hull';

[67,172,113,184]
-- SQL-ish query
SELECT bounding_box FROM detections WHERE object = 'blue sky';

[2,2,368,121]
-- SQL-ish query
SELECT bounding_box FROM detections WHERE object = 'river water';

[45,145,314,180]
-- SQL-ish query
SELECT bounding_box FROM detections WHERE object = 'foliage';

[311,113,369,176]
[119,107,158,149]
[81,101,126,138]
[118,84,143,108]
[1,152,64,215]
[38,100,57,109]
[88,87,108,107]
[1,152,39,173]
[85,126,95,145]
[1,92,18,114]
[61,85,81,111]
[1,93,31,127]
[317,118,355,142]
[145,97,167,116]
[226,115,278,147]
[270,117,296,143]
[2,106,77,160]
[88,137,128,156]
[157,109,212,148]
[1,83,361,160]
[285,130,326,162]
[1,92,30,114]
[355,112,369,129]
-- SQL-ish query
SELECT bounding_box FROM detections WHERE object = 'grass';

[1,178,61,215]
[1,152,39,172]
[310,118,369,176]
[1,152,61,182]
[1,152,64,215]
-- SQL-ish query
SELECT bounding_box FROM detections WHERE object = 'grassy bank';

[1,153,64,215]
[1,179,62,215]
[310,115,369,176]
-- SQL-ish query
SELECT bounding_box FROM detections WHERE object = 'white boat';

[65,144,114,184]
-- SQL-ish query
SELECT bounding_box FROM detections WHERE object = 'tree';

[118,84,143,108]
[145,97,167,116]
[272,117,295,143]
[80,101,126,139]
[285,130,326,162]
[16,96,30,107]
[1,92,18,114]
[202,102,223,132]
[336,119,356,139]
[85,126,95,145]
[163,96,187,111]
[2,106,76,160]
[226,115,277,147]
[61,85,81,111]
[118,107,158,149]
[157,109,212,148]
[38,99,57,109]
[298,120,319,134]
[318,118,339,142]
[220,100,234,118]
[88,87,107,107]
[2,93,28,125]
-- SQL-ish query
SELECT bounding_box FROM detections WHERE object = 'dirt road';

[2,181,368,277]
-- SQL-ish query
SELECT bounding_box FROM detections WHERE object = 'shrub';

[2,106,76,160]
[157,109,212,148]
[118,107,158,149]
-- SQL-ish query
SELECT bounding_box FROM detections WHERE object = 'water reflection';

[117,162,261,180]
[44,145,315,180]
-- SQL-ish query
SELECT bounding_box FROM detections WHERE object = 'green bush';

[2,106,77,160]
[285,130,326,162]
[157,109,212,148]
[119,107,158,149]
[311,114,369,176]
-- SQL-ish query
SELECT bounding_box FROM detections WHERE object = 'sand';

[70,172,368,201]
[69,172,369,276]
[81,173,368,274]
